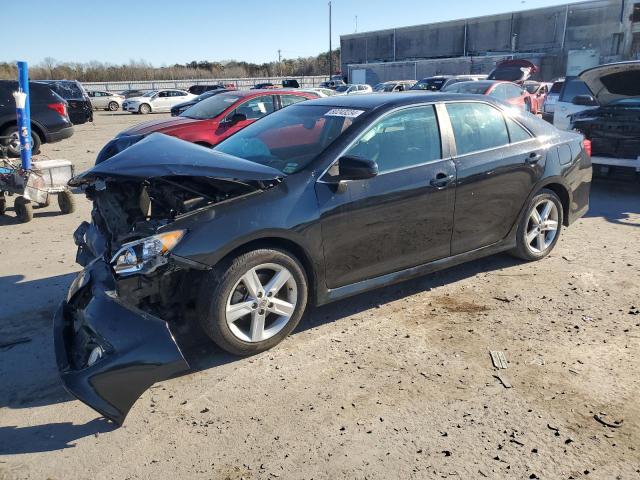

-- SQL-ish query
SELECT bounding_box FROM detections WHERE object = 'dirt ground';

[1,112,639,480]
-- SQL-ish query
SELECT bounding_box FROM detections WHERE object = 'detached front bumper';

[53,259,189,425]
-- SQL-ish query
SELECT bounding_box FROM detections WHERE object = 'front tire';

[138,103,151,114]
[510,189,563,261]
[197,248,308,356]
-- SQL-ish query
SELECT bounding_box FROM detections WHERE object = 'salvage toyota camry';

[56,93,592,424]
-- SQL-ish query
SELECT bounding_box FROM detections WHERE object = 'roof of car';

[302,92,504,109]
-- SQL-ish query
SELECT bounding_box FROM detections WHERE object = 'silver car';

[87,91,124,111]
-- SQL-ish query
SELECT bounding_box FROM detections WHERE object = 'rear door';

[444,101,542,255]
[316,104,456,288]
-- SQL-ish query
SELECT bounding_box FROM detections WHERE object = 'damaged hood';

[578,61,640,105]
[70,133,284,186]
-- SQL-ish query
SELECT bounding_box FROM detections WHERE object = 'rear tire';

[139,103,151,114]
[57,189,76,214]
[1,126,41,157]
[108,101,119,111]
[14,196,33,223]
[510,189,563,261]
[197,248,308,356]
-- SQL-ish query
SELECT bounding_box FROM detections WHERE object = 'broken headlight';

[111,230,185,276]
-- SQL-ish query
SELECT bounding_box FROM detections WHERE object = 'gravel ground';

[1,112,639,480]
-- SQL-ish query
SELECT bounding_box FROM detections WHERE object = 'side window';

[446,102,510,155]
[489,84,506,100]
[158,91,169,98]
[346,105,442,173]
[505,85,523,99]
[235,95,275,119]
[280,95,306,107]
[506,117,532,143]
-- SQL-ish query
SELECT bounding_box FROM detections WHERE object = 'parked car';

[120,89,151,99]
[252,83,276,90]
[115,89,319,147]
[334,84,373,95]
[569,61,640,173]
[297,87,336,97]
[373,80,416,92]
[87,90,124,111]
[542,78,564,122]
[61,92,591,425]
[442,80,531,111]
[282,79,300,88]
[188,84,227,95]
[523,81,552,115]
[121,89,196,114]
[36,80,93,124]
[409,75,487,92]
[319,79,346,90]
[0,80,73,156]
[552,78,595,130]
[488,59,538,84]
[170,89,232,116]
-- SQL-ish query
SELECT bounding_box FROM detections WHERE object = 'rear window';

[47,81,85,100]
[559,80,593,102]
[549,81,564,94]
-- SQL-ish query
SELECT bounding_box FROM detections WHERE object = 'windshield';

[214,104,364,174]
[181,93,243,119]
[373,83,386,92]
[142,91,158,97]
[442,82,489,94]
[410,78,447,91]
[335,85,350,92]
[550,81,564,94]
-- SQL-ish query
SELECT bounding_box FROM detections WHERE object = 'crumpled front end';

[54,259,190,425]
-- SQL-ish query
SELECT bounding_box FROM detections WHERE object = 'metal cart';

[0,136,75,223]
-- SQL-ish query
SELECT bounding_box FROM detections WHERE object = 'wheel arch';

[536,180,571,226]
[215,236,318,304]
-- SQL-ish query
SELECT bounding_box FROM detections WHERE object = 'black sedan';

[170,88,232,116]
[57,93,592,424]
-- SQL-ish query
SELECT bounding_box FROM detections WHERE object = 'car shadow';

[0,418,117,455]
[586,178,640,227]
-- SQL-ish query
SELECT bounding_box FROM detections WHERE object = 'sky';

[3,0,572,66]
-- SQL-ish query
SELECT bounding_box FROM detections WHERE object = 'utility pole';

[278,49,282,77]
[355,15,358,33]
[329,1,333,78]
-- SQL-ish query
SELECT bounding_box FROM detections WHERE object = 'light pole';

[328,1,332,79]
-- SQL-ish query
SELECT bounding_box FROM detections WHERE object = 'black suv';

[36,80,93,124]
[0,81,74,156]
[187,84,226,95]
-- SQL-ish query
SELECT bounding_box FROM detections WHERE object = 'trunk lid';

[578,61,640,105]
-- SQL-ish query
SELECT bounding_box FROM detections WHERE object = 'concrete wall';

[341,0,632,81]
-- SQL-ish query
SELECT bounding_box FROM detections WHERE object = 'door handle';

[526,152,542,164]
[430,172,454,188]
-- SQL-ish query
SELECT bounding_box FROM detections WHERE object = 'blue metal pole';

[15,61,32,170]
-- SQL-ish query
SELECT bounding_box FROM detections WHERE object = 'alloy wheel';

[225,263,298,343]
[526,199,559,253]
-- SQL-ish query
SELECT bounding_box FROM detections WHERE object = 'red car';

[523,81,552,115]
[441,80,531,111]
[117,89,318,148]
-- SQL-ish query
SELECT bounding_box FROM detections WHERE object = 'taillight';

[47,102,67,118]
[582,138,592,157]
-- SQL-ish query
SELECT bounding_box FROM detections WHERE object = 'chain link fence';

[82,76,330,93]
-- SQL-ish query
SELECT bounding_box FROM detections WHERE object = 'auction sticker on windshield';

[325,108,364,118]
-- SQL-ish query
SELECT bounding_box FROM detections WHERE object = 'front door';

[316,105,456,288]
[215,95,275,144]
[444,101,543,255]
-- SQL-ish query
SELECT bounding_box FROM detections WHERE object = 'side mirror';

[338,155,378,181]
[227,112,247,125]
[572,95,598,106]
